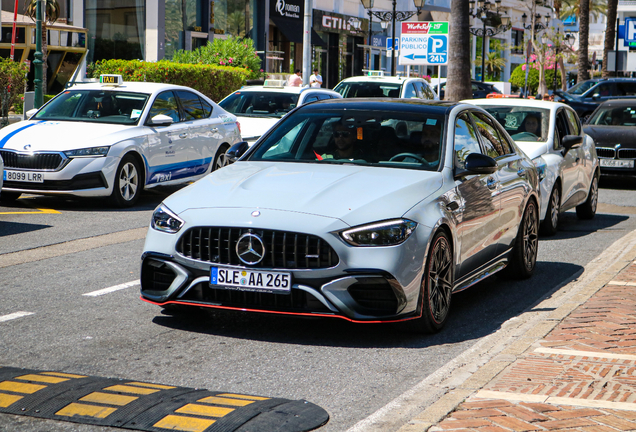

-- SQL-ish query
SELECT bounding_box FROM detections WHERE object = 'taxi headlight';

[151,204,184,233]
[64,146,110,158]
[532,156,547,181]
[340,219,417,246]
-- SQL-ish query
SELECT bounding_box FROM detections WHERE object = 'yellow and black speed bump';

[0,367,329,432]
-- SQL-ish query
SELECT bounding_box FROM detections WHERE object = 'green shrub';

[0,58,28,123]
[89,59,251,102]
[171,36,265,81]
[510,64,561,96]
[13,94,55,114]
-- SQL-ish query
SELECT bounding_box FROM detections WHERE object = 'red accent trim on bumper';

[140,296,420,324]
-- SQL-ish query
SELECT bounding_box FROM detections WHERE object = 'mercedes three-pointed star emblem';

[236,233,266,265]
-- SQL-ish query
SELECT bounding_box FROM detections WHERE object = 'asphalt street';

[1,176,635,431]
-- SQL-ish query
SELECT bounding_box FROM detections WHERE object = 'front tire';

[111,155,142,207]
[413,231,453,333]
[507,200,539,279]
[213,144,231,171]
[576,172,599,220]
[540,186,560,236]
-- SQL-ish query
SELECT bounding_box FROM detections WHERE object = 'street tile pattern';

[431,261,636,431]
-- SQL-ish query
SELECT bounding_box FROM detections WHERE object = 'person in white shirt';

[309,69,323,88]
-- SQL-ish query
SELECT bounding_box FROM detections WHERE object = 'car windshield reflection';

[480,106,550,142]
[33,90,150,125]
[246,110,444,171]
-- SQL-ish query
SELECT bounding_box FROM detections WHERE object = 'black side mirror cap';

[226,141,250,162]
[456,153,498,178]
[562,135,583,151]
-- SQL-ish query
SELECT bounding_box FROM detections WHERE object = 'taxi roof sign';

[100,75,123,86]
[263,79,285,88]
[367,70,385,77]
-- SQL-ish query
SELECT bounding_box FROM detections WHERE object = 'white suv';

[334,71,438,100]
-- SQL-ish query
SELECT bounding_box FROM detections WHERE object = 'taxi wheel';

[111,155,141,207]
[0,192,21,203]
[213,144,231,171]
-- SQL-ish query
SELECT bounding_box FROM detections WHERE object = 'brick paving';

[430,261,636,432]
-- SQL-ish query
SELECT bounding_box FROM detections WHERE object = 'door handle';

[486,177,498,190]
[179,133,188,139]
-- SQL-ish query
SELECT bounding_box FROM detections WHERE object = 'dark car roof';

[595,98,636,107]
[302,98,459,115]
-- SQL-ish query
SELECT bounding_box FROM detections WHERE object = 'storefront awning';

[271,17,327,47]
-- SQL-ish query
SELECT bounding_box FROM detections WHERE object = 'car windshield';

[568,80,599,95]
[246,109,445,171]
[588,105,636,126]
[479,106,550,142]
[32,90,149,125]
[334,82,402,98]
[219,91,299,118]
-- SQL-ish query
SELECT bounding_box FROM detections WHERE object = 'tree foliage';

[510,64,561,95]
[171,36,265,80]
[0,58,28,126]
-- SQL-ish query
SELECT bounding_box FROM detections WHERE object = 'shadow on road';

[0,221,50,237]
[150,261,582,350]
[539,211,630,241]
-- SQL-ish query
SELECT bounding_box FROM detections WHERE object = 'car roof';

[233,85,339,95]
[467,98,565,110]
[297,97,460,114]
[596,98,636,107]
[337,75,425,84]
[66,81,195,94]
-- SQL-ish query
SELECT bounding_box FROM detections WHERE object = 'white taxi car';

[218,80,342,144]
[0,75,241,206]
[333,71,439,100]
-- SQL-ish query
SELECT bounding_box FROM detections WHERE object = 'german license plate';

[600,159,634,168]
[3,170,44,183]
[210,267,291,294]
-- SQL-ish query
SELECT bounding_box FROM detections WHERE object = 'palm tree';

[475,52,507,79]
[446,0,472,100]
[578,0,590,82]
[602,0,618,77]
[559,0,607,20]
[24,0,60,94]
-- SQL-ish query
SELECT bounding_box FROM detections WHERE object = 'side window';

[403,83,417,99]
[591,83,612,98]
[617,82,636,96]
[454,113,482,169]
[491,121,514,155]
[565,109,581,135]
[317,94,331,100]
[423,83,435,100]
[176,90,205,120]
[471,112,505,158]
[555,110,570,149]
[304,95,319,103]
[199,97,212,117]
[147,91,180,123]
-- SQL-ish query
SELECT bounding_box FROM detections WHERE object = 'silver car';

[140,99,539,332]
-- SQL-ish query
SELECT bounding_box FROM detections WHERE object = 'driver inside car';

[319,123,365,161]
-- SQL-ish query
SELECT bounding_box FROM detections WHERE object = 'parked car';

[333,71,438,100]
[140,99,540,333]
[555,78,636,122]
[436,80,502,99]
[218,81,342,144]
[469,98,599,235]
[0,153,3,200]
[0,75,241,206]
[584,99,636,177]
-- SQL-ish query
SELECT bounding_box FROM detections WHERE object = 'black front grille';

[142,259,176,292]
[348,278,398,314]
[596,147,616,158]
[619,148,636,159]
[177,227,339,269]
[0,150,64,170]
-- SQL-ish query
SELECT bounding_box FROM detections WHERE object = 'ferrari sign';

[399,21,449,66]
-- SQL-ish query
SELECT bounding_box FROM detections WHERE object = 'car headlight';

[340,219,417,247]
[532,156,547,181]
[64,146,110,158]
[151,204,184,233]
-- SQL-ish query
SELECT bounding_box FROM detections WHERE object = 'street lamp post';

[360,0,425,77]
[468,0,511,82]
[360,0,375,70]
[33,0,44,108]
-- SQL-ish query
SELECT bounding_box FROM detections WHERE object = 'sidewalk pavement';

[399,244,636,431]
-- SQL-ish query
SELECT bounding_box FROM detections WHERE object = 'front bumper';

[140,211,429,322]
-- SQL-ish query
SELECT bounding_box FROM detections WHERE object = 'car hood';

[236,116,280,141]
[583,125,636,147]
[0,120,141,151]
[164,161,443,227]
[513,141,549,159]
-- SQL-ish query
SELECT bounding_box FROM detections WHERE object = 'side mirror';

[456,153,498,178]
[226,141,250,162]
[148,114,174,126]
[562,135,583,152]
[592,93,600,100]
[26,109,38,119]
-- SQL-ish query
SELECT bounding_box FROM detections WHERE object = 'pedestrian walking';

[288,70,302,87]
[309,69,323,88]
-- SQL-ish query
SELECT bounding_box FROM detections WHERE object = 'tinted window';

[148,91,180,123]
[423,83,435,100]
[555,110,570,148]
[569,80,599,95]
[334,82,401,98]
[200,97,212,117]
[472,112,505,158]
[589,83,613,97]
[304,95,319,103]
[219,91,299,118]
[617,82,636,96]
[565,109,581,135]
[403,83,417,99]
[177,90,205,120]
[454,113,482,169]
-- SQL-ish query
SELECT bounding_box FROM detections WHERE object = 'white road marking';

[474,390,636,412]
[83,280,140,297]
[0,311,35,323]
[535,346,636,361]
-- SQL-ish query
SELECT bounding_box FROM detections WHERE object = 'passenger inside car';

[320,123,365,160]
